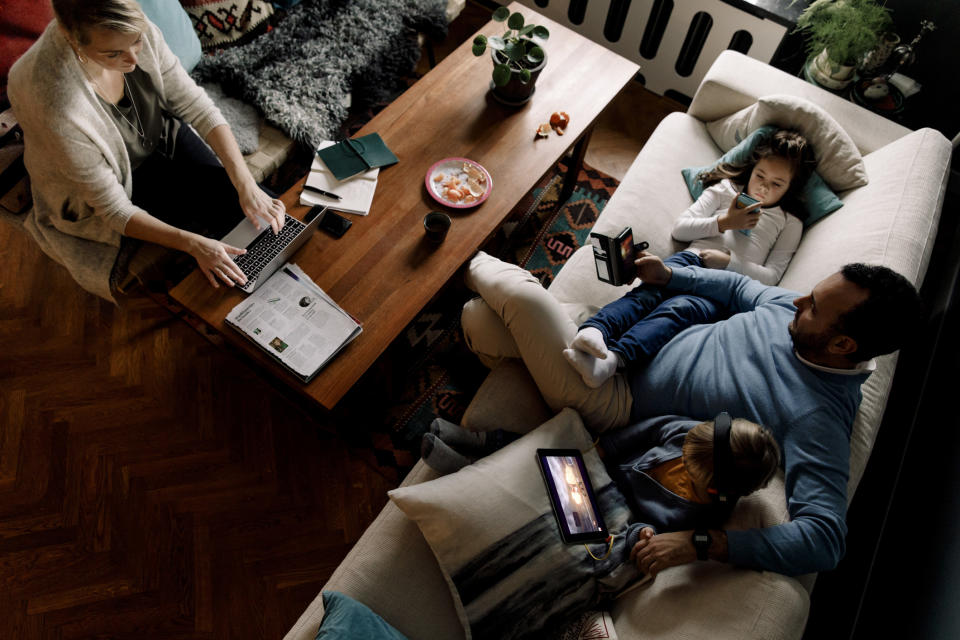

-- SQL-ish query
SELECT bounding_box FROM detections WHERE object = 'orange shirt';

[647,457,710,504]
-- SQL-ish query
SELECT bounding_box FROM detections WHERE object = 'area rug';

[190,0,449,149]
[338,160,620,479]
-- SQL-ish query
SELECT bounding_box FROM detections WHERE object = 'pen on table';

[302,184,342,200]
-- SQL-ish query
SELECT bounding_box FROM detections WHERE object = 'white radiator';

[519,0,787,100]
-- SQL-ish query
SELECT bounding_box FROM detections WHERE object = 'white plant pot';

[810,48,856,90]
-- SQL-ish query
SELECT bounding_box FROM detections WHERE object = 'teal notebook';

[316,133,398,181]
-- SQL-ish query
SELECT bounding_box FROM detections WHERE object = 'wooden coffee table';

[170,2,639,410]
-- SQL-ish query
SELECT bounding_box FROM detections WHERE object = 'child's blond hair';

[682,418,780,496]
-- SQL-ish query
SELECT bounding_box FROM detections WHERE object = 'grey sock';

[421,433,475,475]
[429,418,488,453]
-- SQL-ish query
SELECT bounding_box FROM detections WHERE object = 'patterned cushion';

[180,0,274,51]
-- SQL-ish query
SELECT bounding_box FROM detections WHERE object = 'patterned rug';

[336,160,620,480]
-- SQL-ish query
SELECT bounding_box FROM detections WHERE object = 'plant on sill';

[471,6,550,88]
[794,0,893,69]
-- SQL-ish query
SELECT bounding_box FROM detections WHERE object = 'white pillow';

[706,94,868,192]
[389,409,639,640]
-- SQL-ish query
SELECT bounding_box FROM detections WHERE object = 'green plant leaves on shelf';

[531,25,550,40]
[492,6,510,22]
[487,35,505,51]
[507,12,525,30]
[519,68,532,84]
[492,63,512,87]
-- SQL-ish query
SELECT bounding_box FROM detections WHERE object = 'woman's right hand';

[718,197,762,233]
[187,234,248,288]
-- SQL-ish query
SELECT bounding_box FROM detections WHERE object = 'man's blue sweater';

[628,266,870,576]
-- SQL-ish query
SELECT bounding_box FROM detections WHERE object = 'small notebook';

[315,132,398,181]
[300,141,379,215]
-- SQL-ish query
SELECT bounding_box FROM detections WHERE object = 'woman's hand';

[187,234,248,288]
[238,180,286,234]
[717,197,762,233]
[699,248,731,270]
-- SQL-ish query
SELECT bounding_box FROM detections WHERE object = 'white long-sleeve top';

[671,179,802,285]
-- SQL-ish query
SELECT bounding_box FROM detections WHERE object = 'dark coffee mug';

[423,211,451,243]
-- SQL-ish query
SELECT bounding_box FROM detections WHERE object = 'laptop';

[219,205,327,293]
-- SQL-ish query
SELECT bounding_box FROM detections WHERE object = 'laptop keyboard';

[232,214,306,283]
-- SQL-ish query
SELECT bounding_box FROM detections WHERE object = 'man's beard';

[789,322,832,359]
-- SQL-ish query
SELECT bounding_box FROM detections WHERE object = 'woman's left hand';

[238,181,286,234]
[699,248,731,270]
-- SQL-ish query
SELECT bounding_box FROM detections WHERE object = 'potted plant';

[472,6,550,105]
[794,0,893,90]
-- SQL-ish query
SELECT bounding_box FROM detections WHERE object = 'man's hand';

[634,252,672,286]
[699,248,731,270]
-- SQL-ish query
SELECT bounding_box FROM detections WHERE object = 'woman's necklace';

[81,63,145,140]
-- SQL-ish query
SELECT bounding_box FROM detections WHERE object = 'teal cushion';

[140,0,202,72]
[316,591,409,640]
[681,125,843,226]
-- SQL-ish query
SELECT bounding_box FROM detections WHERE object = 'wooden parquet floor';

[0,222,395,638]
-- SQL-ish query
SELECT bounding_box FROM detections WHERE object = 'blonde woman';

[9,0,285,299]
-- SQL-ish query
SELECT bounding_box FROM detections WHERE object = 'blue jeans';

[580,251,725,365]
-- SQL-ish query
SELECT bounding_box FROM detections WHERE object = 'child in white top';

[564,129,816,387]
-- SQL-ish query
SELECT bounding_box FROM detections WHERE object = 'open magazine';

[225,263,361,382]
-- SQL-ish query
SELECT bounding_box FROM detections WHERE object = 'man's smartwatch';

[692,529,712,561]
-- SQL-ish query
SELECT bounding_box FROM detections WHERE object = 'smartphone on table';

[318,210,352,238]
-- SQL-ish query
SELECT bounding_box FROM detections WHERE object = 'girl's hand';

[187,234,248,288]
[718,197,762,233]
[699,248,731,270]
[238,181,286,234]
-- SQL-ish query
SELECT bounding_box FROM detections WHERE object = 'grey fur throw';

[191,0,448,149]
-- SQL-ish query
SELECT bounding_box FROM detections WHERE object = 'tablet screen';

[536,449,608,544]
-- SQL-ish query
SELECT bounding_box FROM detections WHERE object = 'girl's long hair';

[697,129,817,220]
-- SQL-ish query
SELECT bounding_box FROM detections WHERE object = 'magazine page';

[226,264,361,380]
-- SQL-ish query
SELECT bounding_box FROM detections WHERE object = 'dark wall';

[880,0,959,138]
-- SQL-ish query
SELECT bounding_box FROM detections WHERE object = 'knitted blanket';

[191,0,448,149]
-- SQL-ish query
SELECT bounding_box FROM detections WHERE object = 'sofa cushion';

[681,125,844,226]
[140,0,202,71]
[706,95,868,192]
[316,591,409,639]
[389,409,639,640]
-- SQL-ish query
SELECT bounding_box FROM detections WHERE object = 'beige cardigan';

[9,19,227,301]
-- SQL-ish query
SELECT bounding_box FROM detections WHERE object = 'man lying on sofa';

[461,251,923,576]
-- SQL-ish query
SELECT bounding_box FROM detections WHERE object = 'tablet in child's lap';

[536,448,608,544]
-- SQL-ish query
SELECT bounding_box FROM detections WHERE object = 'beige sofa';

[285,51,952,640]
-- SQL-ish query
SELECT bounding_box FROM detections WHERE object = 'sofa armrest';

[688,51,910,155]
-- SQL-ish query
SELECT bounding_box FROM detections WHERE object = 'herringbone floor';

[0,221,396,638]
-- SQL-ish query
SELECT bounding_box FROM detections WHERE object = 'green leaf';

[487,35,505,51]
[492,6,510,22]
[507,12,525,30]
[503,39,525,61]
[492,63,512,87]
[526,46,544,65]
[472,43,486,56]
[531,25,550,40]
[473,34,487,46]
[517,24,535,37]
[519,68,532,84]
